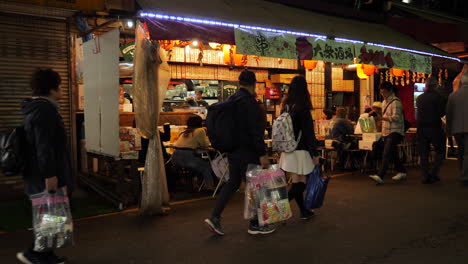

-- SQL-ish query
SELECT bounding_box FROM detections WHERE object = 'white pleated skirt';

[279,150,315,177]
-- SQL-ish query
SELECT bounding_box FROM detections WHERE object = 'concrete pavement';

[1,160,468,264]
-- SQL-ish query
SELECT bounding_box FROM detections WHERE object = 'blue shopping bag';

[304,166,330,210]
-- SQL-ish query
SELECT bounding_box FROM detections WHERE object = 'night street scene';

[0,0,468,263]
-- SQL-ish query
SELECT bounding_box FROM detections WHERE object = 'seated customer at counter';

[329,107,355,168]
[330,107,354,142]
[173,115,214,190]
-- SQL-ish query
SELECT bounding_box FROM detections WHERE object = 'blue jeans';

[172,149,213,185]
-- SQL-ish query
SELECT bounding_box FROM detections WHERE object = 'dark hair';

[379,81,394,92]
[196,90,203,95]
[336,107,348,118]
[238,70,256,86]
[283,76,312,112]
[364,107,372,113]
[182,115,203,138]
[31,69,61,96]
[323,109,334,120]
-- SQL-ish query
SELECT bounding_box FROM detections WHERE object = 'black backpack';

[0,126,25,176]
[206,98,241,152]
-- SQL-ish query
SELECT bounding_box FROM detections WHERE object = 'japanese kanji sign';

[235,28,298,59]
[307,38,355,64]
[235,29,432,74]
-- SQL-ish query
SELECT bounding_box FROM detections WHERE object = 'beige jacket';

[175,128,210,149]
[382,94,405,137]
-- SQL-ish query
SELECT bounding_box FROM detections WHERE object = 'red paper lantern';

[390,68,404,77]
[158,40,175,51]
[175,40,192,47]
[362,64,376,76]
[234,54,248,66]
[303,60,318,70]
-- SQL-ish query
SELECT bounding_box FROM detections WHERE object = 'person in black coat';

[18,69,71,264]
[417,77,446,184]
[205,70,272,236]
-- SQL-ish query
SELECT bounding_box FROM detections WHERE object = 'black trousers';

[378,132,406,178]
[417,128,445,180]
[211,149,259,221]
[454,133,468,182]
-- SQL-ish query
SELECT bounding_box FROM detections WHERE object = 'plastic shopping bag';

[244,164,292,226]
[304,166,330,210]
[30,187,74,252]
[210,152,229,182]
[358,117,377,133]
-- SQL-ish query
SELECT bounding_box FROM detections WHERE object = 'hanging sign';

[355,44,432,74]
[307,38,355,64]
[390,50,432,74]
[236,29,431,73]
[354,44,391,68]
[235,28,298,59]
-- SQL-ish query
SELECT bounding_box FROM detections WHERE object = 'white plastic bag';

[244,164,292,226]
[30,187,74,252]
[210,152,229,181]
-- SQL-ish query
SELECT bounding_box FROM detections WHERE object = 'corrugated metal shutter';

[0,11,71,134]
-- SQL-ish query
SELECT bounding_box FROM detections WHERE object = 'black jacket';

[21,98,74,195]
[230,88,266,157]
[416,90,445,129]
[290,109,319,157]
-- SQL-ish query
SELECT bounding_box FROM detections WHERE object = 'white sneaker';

[369,175,384,184]
[392,173,407,181]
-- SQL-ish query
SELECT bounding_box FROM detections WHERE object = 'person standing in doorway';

[204,70,273,236]
[446,72,468,186]
[17,69,73,264]
[370,82,406,184]
[279,76,320,220]
[416,77,446,184]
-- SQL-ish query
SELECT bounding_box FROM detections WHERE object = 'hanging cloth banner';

[235,28,354,64]
[235,29,432,73]
[235,28,298,59]
[354,44,391,68]
[390,50,432,74]
[306,38,355,64]
[355,44,432,74]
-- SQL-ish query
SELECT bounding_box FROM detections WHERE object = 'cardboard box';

[359,140,374,150]
[362,133,382,142]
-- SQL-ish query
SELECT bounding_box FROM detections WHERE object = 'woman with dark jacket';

[279,76,320,220]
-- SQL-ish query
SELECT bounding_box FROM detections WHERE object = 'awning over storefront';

[137,0,458,61]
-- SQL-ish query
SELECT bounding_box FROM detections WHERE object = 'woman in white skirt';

[279,76,320,220]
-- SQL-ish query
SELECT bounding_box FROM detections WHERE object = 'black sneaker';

[16,251,48,264]
[247,224,276,235]
[204,217,225,236]
[46,251,67,264]
[300,210,315,220]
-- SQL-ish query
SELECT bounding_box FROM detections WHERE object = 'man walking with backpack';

[204,70,273,236]
[370,81,406,184]
[17,69,73,264]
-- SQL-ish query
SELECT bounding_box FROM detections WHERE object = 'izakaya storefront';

[80,0,461,214]
[137,0,459,125]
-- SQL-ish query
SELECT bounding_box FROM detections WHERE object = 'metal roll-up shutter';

[0,11,71,134]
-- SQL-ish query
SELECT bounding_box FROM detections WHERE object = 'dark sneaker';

[204,217,225,236]
[46,251,67,264]
[16,251,48,264]
[248,224,276,235]
[300,210,315,220]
